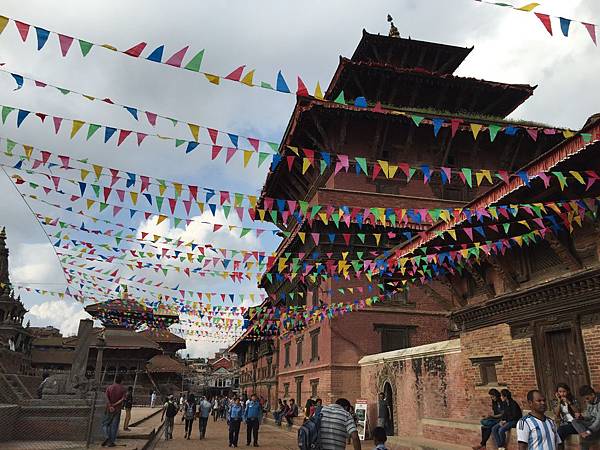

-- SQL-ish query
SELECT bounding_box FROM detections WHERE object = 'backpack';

[298,412,322,450]
[166,401,178,418]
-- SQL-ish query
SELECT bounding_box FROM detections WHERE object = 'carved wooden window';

[374,324,412,352]
[310,329,320,362]
[310,378,319,398]
[296,337,303,366]
[284,342,291,368]
[470,356,503,386]
[283,382,290,397]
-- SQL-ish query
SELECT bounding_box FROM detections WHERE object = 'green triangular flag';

[79,40,93,57]
[310,205,322,219]
[6,139,16,154]
[2,106,14,124]
[260,82,274,90]
[503,223,510,233]
[91,184,100,198]
[155,196,164,212]
[269,210,278,223]
[223,205,231,218]
[57,88,70,95]
[411,115,424,126]
[175,139,185,147]
[461,168,473,187]
[99,202,108,212]
[320,160,327,174]
[87,124,101,140]
[240,228,251,238]
[173,217,182,228]
[267,142,279,152]
[357,233,365,243]
[331,213,340,228]
[184,49,204,72]
[334,91,346,104]
[299,201,309,215]
[355,157,368,175]
[488,124,501,142]
[258,152,270,167]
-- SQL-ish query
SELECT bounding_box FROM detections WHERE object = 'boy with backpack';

[161,394,179,440]
[372,426,388,450]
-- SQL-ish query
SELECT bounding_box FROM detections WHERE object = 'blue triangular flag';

[186,142,199,153]
[354,96,368,108]
[270,154,282,170]
[559,17,571,37]
[227,133,239,147]
[208,203,217,215]
[147,45,164,62]
[126,172,136,188]
[78,182,87,196]
[276,71,290,93]
[11,73,24,90]
[16,109,30,127]
[104,127,117,143]
[125,107,138,120]
[432,118,444,137]
[143,193,153,205]
[35,27,50,50]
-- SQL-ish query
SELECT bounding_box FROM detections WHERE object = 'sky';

[0,0,598,358]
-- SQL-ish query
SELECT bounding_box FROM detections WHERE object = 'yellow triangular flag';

[388,164,399,178]
[471,124,482,140]
[298,232,306,243]
[71,120,85,138]
[314,81,323,99]
[247,195,257,208]
[156,215,168,225]
[204,73,220,85]
[447,229,457,240]
[188,124,199,141]
[92,164,103,180]
[172,183,183,197]
[288,146,300,156]
[86,199,95,209]
[23,145,33,160]
[377,160,389,178]
[374,234,381,246]
[302,157,312,174]
[130,191,138,205]
[241,69,255,86]
[516,2,540,12]
[158,184,167,196]
[243,150,253,168]
[258,209,266,221]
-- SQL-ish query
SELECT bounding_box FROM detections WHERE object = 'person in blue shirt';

[243,394,263,447]
[227,397,243,448]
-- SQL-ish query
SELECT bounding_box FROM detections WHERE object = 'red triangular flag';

[225,65,245,81]
[53,117,63,134]
[124,42,147,57]
[450,119,462,138]
[526,128,538,141]
[372,102,384,113]
[145,112,157,126]
[208,128,218,144]
[58,34,74,56]
[211,145,223,160]
[117,130,132,146]
[15,21,30,42]
[535,13,553,35]
[296,76,309,96]
[247,137,260,151]
[165,46,189,67]
[36,113,47,123]
[136,133,147,145]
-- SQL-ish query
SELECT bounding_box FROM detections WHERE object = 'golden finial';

[387,14,400,38]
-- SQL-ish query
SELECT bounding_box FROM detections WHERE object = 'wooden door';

[533,317,589,402]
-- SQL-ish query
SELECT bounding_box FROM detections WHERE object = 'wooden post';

[132,361,139,397]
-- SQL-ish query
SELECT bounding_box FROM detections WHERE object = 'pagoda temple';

[232,23,568,414]
[0,227,33,375]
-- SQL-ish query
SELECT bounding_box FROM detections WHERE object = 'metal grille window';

[374,324,413,353]
[284,342,291,368]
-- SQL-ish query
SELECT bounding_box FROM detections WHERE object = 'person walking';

[244,394,262,447]
[123,386,134,431]
[227,396,243,448]
[319,398,361,450]
[150,390,156,408]
[517,390,563,450]
[101,374,127,447]
[198,395,212,439]
[491,389,522,450]
[183,393,197,440]
[212,396,220,421]
[161,394,179,440]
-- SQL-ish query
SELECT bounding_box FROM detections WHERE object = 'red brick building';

[359,116,600,449]
[233,27,569,414]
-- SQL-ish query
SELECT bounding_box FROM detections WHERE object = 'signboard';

[354,399,368,441]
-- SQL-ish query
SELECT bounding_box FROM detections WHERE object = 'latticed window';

[310,329,320,361]
[374,324,412,352]
[284,343,291,368]
[296,337,303,365]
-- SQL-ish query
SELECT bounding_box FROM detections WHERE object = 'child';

[372,426,388,450]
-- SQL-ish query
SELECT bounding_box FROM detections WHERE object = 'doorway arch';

[383,381,394,435]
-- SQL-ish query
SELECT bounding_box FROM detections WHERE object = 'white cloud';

[27,300,92,336]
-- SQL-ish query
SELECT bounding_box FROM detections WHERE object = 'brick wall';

[460,324,536,417]
[582,324,600,388]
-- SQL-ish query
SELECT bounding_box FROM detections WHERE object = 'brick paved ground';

[155,416,299,450]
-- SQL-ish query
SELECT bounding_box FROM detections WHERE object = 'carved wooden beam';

[546,233,582,270]
[488,255,519,292]
[421,284,453,310]
[465,265,495,298]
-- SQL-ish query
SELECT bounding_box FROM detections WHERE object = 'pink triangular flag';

[225,65,246,81]
[225,147,236,163]
[145,112,157,126]
[583,23,597,45]
[165,46,189,67]
[15,21,30,42]
[58,34,74,57]
[526,128,538,141]
[247,137,260,151]
[136,132,147,146]
[53,117,63,134]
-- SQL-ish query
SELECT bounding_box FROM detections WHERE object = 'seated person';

[473,388,504,450]
[578,385,600,449]
[491,389,522,450]
[551,383,586,441]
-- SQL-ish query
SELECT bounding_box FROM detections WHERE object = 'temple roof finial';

[387,14,400,38]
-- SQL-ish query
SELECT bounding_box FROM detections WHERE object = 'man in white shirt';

[319,398,361,450]
[517,390,563,450]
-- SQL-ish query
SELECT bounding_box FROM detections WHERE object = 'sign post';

[354,399,369,441]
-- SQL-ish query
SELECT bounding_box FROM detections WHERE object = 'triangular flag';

[188,124,199,141]
[87,124,100,140]
[35,27,50,50]
[488,124,501,142]
[16,109,30,127]
[79,40,93,57]
[334,91,345,104]
[70,120,84,138]
[276,71,290,93]
[0,16,9,35]
[314,81,323,99]
[240,69,255,86]
[165,46,189,67]
[296,77,309,96]
[470,123,482,140]
[184,49,204,72]
[535,13,553,35]
[582,23,597,45]
[15,21,30,42]
[225,65,245,82]
[559,17,571,37]
[124,42,147,57]
[146,45,164,62]
[58,34,74,56]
